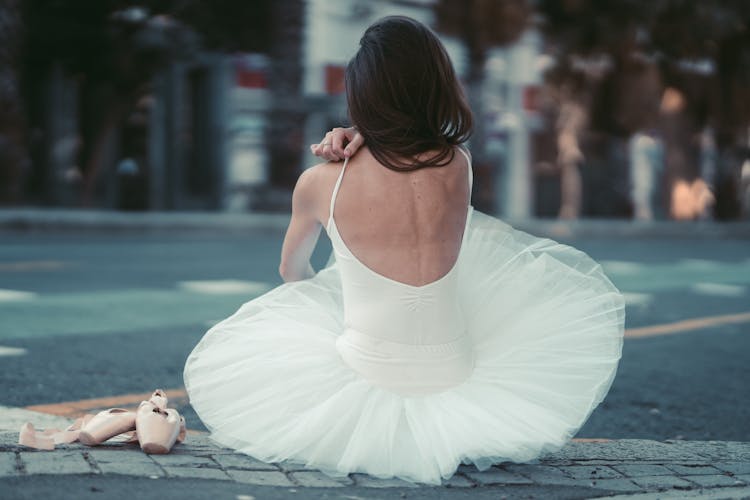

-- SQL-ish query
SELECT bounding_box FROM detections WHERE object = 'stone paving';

[2,430,750,497]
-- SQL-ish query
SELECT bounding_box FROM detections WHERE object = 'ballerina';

[183,15,624,486]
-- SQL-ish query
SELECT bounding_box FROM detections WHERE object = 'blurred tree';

[434,0,531,209]
[18,0,299,206]
[0,0,26,205]
[166,0,304,189]
[265,0,305,189]
[21,0,197,205]
[435,0,530,62]
[167,0,272,52]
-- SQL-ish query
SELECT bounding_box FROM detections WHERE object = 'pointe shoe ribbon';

[18,423,55,450]
[18,414,93,450]
[136,389,186,454]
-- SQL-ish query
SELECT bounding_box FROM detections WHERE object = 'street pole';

[496,29,540,219]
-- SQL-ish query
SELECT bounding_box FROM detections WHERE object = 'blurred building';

[3,0,749,219]
[231,0,545,218]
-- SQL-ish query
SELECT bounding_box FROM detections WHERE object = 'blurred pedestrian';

[629,130,663,220]
[556,92,587,219]
[660,86,715,220]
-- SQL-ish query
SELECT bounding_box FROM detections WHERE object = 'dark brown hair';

[345,16,473,171]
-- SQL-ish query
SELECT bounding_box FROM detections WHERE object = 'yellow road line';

[21,311,750,419]
[626,311,750,338]
[25,388,187,417]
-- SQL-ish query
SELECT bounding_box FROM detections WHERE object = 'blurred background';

[2,0,749,220]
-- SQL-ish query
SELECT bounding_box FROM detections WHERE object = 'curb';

[2,208,750,238]
[0,209,291,234]
[1,430,749,494]
[604,486,750,499]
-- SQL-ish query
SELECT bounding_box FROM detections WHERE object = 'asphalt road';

[0,228,748,442]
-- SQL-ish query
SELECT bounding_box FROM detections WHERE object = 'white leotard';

[327,148,476,396]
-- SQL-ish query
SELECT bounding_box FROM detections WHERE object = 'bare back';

[326,146,471,287]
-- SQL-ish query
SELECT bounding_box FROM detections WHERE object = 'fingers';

[309,143,324,159]
[312,132,340,161]
[309,127,364,161]
[344,131,364,158]
[309,132,341,162]
[330,128,346,159]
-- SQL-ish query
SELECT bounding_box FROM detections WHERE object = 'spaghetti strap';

[456,146,474,246]
[456,146,473,198]
[328,157,350,227]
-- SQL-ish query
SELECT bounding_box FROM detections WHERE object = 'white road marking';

[600,261,644,275]
[0,287,261,341]
[178,280,271,295]
[690,282,747,297]
[0,345,27,357]
[622,293,653,307]
[677,258,721,269]
[601,259,750,292]
[0,405,72,432]
[0,289,37,302]
[0,260,68,272]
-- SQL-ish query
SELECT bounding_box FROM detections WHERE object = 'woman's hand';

[310,127,364,161]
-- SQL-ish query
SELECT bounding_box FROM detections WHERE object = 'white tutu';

[183,210,625,485]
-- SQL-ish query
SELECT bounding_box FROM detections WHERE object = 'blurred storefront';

[2,0,749,219]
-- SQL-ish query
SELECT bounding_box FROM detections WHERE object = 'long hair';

[345,16,473,171]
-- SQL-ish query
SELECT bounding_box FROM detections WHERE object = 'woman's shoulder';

[296,161,345,192]
[292,161,347,219]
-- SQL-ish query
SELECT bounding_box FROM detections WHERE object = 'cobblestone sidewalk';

[2,430,750,498]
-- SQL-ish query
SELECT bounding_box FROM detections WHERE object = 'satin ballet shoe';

[78,408,136,446]
[148,388,168,411]
[135,390,186,454]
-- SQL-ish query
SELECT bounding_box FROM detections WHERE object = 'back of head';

[346,16,473,171]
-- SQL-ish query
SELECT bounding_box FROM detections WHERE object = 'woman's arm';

[279,167,323,282]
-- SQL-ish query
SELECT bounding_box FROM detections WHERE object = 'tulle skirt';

[183,210,625,485]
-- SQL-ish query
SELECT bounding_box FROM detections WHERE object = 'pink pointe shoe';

[78,408,137,446]
[135,389,186,454]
